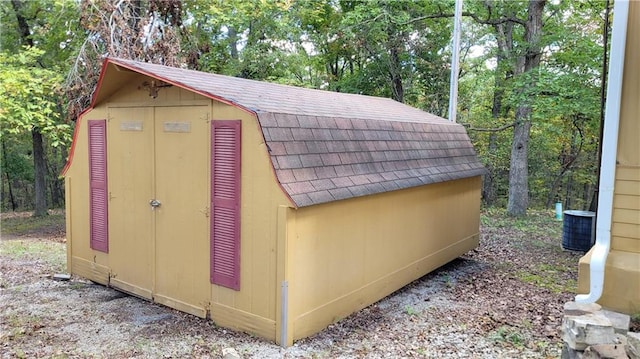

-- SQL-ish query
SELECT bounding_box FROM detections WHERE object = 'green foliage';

[481,207,580,296]
[0,240,66,273]
[0,0,79,212]
[480,208,563,238]
[0,0,611,214]
[514,265,577,294]
[0,0,82,62]
[0,134,34,182]
[189,0,456,112]
[0,213,65,236]
[333,0,453,111]
[0,133,36,210]
[488,325,525,348]
[189,0,304,81]
[0,47,71,147]
[404,305,419,316]
[631,312,640,331]
[459,0,607,210]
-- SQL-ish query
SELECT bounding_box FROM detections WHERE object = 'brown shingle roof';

[104,58,485,207]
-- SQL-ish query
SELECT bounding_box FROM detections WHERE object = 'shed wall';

[206,100,292,340]
[286,176,481,342]
[578,0,640,314]
[66,106,110,284]
[65,72,291,340]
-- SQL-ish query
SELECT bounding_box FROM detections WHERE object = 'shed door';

[107,105,210,316]
[153,106,210,317]
[107,107,154,299]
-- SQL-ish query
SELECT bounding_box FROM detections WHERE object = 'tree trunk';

[506,0,546,217]
[389,46,404,103]
[46,146,65,208]
[2,140,17,211]
[229,27,239,60]
[13,0,49,215]
[11,0,32,46]
[565,171,573,210]
[483,21,512,206]
[32,129,48,217]
[482,132,497,205]
[507,111,532,216]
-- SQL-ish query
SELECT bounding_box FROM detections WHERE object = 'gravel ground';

[1,210,584,358]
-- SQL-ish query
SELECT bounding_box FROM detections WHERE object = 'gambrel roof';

[91,58,485,207]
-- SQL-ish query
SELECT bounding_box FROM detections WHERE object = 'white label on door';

[120,121,143,131]
[164,122,191,133]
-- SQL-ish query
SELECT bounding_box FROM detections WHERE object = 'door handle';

[149,199,161,208]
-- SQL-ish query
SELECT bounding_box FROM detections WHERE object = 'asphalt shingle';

[106,58,486,207]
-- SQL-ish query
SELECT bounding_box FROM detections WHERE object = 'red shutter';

[211,120,241,290]
[88,120,109,253]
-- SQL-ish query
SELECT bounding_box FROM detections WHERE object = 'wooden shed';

[63,58,485,345]
[577,0,640,314]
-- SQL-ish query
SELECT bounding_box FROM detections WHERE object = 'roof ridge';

[111,58,408,102]
[108,58,451,124]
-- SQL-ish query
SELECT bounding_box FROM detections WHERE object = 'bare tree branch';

[401,12,526,27]
[461,122,516,132]
[64,0,187,120]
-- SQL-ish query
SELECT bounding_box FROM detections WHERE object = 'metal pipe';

[448,0,463,122]
[575,0,629,304]
[280,281,288,347]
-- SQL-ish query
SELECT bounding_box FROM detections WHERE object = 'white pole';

[448,0,463,122]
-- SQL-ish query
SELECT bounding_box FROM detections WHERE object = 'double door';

[107,105,210,317]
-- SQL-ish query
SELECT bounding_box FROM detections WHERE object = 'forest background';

[0,0,611,217]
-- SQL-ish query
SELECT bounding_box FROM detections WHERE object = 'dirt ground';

[1,210,587,358]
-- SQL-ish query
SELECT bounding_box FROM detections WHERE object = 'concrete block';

[564,302,603,316]
[563,313,616,350]
[601,310,630,335]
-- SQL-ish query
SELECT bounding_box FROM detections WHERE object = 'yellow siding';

[617,2,640,168]
[612,168,640,255]
[578,250,640,314]
[578,1,640,314]
[615,178,640,196]
[106,73,204,105]
[64,178,72,273]
[207,100,291,340]
[614,194,640,210]
[66,106,110,277]
[287,176,481,343]
[611,0,640,255]
[208,302,276,339]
